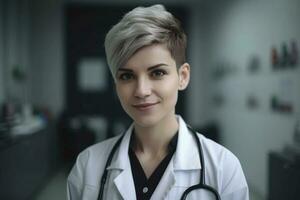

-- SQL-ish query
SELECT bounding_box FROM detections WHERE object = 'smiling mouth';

[133,102,159,111]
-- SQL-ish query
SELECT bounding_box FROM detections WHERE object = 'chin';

[133,116,159,128]
[124,105,176,128]
[130,113,162,128]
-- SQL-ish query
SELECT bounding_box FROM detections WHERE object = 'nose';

[134,77,152,98]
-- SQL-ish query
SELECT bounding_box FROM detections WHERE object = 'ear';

[178,63,190,91]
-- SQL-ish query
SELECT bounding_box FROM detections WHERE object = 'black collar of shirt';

[128,130,178,200]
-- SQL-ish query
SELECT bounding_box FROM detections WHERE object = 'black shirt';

[128,132,178,200]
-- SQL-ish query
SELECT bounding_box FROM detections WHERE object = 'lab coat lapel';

[150,159,176,200]
[151,116,201,199]
[107,125,137,200]
[173,116,201,171]
[114,169,136,200]
[106,116,201,199]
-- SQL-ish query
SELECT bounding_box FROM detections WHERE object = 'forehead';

[122,44,176,70]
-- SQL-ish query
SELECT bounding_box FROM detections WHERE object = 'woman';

[67,5,249,200]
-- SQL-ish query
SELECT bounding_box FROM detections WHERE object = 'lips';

[132,102,159,111]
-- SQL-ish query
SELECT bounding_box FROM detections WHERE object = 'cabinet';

[0,124,60,200]
[268,151,300,200]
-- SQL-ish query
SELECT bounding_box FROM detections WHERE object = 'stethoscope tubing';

[180,183,221,200]
[179,126,221,200]
[97,127,221,200]
[98,134,125,200]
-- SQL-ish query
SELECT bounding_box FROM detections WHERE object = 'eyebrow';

[117,63,169,72]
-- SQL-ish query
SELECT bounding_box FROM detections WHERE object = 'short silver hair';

[104,4,187,79]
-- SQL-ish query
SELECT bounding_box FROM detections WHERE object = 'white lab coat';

[67,116,249,200]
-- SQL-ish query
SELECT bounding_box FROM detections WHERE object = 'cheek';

[157,79,179,103]
[116,86,129,105]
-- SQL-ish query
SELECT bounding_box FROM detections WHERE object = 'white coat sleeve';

[66,150,89,200]
[67,174,82,200]
[220,151,249,200]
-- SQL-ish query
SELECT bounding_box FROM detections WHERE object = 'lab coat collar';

[107,116,201,171]
[107,124,136,200]
[173,116,201,170]
[106,116,201,199]
[107,124,134,170]
[113,167,137,200]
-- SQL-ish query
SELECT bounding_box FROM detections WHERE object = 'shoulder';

[198,133,240,167]
[76,135,122,168]
[83,135,121,156]
[67,135,122,185]
[198,134,248,196]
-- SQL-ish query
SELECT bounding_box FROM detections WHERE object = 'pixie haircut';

[104,4,187,79]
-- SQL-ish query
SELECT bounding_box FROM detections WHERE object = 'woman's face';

[115,44,190,128]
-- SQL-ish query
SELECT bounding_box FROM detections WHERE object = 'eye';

[151,69,167,78]
[118,72,134,81]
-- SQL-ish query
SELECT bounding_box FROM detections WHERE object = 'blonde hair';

[104,4,187,79]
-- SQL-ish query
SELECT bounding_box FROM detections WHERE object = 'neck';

[133,114,179,155]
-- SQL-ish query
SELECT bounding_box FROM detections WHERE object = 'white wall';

[203,0,300,198]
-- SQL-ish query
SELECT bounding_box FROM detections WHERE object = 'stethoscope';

[97,126,221,200]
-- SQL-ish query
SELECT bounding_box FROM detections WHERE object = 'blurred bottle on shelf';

[270,95,293,113]
[272,40,299,69]
[290,40,298,67]
[271,46,279,69]
[281,43,289,67]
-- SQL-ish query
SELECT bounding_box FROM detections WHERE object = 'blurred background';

[1,0,300,199]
